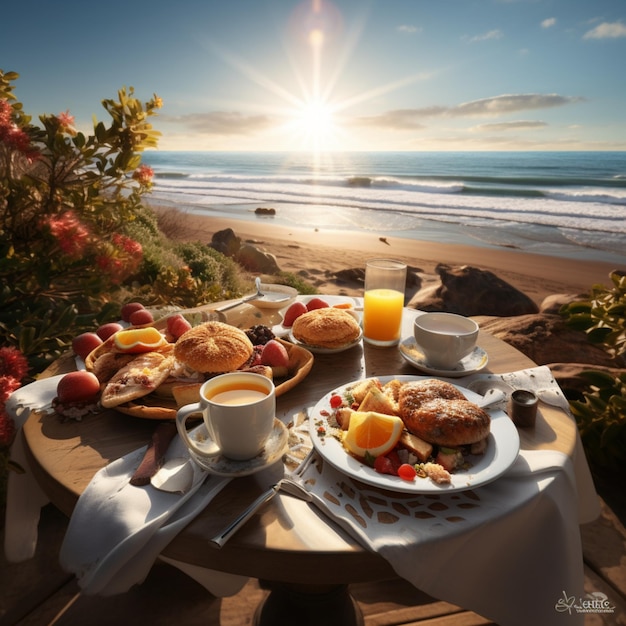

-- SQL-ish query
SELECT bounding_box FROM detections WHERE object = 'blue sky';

[2,0,625,151]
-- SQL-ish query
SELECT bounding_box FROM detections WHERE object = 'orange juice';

[363,288,404,344]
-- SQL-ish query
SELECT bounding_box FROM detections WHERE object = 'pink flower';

[46,211,91,258]
[132,164,154,186]
[0,347,29,382]
[57,110,75,128]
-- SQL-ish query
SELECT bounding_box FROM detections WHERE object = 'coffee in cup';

[176,372,275,461]
[413,312,479,370]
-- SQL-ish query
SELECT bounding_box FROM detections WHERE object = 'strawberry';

[283,301,307,327]
[260,339,290,368]
[306,297,329,311]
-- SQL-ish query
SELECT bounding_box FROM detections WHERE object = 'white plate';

[309,375,519,494]
[399,337,488,377]
[288,327,363,354]
[188,418,288,477]
[272,295,361,338]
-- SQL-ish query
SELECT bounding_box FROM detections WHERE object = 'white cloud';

[470,120,548,132]
[583,21,626,39]
[161,111,275,135]
[397,24,421,34]
[541,17,556,29]
[352,93,583,129]
[467,29,503,43]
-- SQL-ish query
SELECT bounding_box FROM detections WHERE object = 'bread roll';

[292,308,361,349]
[173,321,253,373]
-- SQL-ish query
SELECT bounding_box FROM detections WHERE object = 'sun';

[288,98,340,151]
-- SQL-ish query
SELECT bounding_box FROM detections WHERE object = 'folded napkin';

[464,364,572,413]
[4,375,61,562]
[4,376,247,596]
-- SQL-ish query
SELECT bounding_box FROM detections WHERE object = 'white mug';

[176,372,275,461]
[414,312,479,369]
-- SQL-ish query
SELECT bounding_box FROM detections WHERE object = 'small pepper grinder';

[508,389,538,428]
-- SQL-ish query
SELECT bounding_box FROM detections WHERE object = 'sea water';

[142,151,626,265]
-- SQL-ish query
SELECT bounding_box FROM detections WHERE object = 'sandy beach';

[154,206,623,307]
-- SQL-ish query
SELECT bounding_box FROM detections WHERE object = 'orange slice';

[343,411,404,458]
[113,327,168,353]
[333,302,354,309]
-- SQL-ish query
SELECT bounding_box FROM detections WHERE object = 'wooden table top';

[22,302,578,585]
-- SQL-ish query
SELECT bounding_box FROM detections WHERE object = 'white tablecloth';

[4,368,600,625]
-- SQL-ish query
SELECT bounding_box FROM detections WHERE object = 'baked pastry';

[399,398,490,447]
[173,321,253,373]
[101,351,175,408]
[292,308,361,349]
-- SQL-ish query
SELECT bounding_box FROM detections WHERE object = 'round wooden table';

[21,301,579,625]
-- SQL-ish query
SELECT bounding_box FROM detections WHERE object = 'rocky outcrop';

[410,264,538,316]
[236,244,280,274]
[210,228,241,257]
[255,207,276,215]
[475,314,623,368]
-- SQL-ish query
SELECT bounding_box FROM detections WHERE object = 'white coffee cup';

[176,372,275,461]
[414,312,479,369]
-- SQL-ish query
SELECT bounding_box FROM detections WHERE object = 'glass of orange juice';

[363,259,407,346]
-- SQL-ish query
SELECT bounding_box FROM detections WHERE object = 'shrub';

[560,270,626,474]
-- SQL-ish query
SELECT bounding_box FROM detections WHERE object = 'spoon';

[150,457,194,494]
[476,387,506,409]
[214,277,265,313]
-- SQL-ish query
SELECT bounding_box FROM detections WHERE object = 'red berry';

[283,302,307,327]
[329,394,343,409]
[397,463,417,481]
[306,297,329,311]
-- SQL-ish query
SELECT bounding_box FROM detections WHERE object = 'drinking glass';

[363,259,407,346]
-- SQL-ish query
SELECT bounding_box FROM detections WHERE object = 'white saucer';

[398,336,488,377]
[188,418,288,477]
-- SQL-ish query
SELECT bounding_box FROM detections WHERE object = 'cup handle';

[175,403,221,457]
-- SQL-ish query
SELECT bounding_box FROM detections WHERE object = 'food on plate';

[292,307,361,349]
[96,322,124,341]
[113,327,169,353]
[400,397,491,448]
[57,371,101,404]
[121,301,146,322]
[320,377,492,485]
[52,371,103,420]
[128,308,154,326]
[173,321,253,373]
[166,313,192,340]
[305,297,329,311]
[282,301,308,328]
[101,349,176,408]
[72,332,103,360]
[343,411,404,458]
[260,339,289,369]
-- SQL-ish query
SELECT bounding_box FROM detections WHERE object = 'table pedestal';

[254,583,364,626]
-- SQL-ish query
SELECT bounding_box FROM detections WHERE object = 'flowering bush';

[0,69,162,375]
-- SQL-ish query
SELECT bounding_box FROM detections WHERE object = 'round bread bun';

[400,397,490,447]
[292,308,361,349]
[173,321,253,373]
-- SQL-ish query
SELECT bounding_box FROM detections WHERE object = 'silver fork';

[209,449,316,548]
